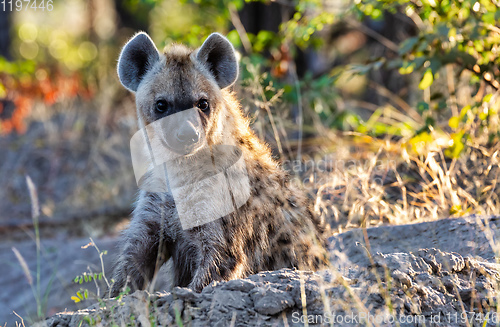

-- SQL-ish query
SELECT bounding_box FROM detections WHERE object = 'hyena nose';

[176,124,200,144]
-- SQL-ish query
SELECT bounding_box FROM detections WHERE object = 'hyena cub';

[110,32,328,296]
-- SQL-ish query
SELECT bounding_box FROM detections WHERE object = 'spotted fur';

[110,33,328,296]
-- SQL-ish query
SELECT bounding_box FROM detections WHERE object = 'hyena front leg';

[188,250,227,292]
[110,198,174,297]
[186,224,238,292]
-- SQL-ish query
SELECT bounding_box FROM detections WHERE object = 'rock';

[250,286,295,315]
[222,278,259,292]
[212,290,251,310]
[391,270,412,288]
[418,248,465,274]
[172,286,199,302]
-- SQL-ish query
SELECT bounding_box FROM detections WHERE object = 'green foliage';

[146,0,340,128]
[0,57,35,76]
[71,288,89,303]
[9,0,500,160]
[137,0,500,159]
[73,272,104,285]
[280,5,335,49]
[16,21,99,72]
[0,56,36,98]
[352,0,500,157]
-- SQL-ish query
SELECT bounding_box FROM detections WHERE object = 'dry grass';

[238,63,500,235]
[300,134,500,233]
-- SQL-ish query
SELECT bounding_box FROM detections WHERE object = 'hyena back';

[110,32,328,296]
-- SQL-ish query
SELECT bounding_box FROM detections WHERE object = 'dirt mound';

[38,251,500,327]
[36,216,500,327]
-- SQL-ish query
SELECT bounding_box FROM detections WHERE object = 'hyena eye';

[155,99,168,113]
[196,99,210,112]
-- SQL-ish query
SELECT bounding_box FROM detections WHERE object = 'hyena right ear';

[197,33,238,89]
[117,32,160,92]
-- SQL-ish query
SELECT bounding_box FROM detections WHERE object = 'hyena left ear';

[196,33,238,89]
[118,32,160,92]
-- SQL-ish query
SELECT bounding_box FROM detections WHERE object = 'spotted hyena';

[110,32,328,296]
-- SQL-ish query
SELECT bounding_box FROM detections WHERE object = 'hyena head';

[117,32,239,158]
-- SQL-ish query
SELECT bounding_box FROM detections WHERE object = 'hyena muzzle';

[110,32,328,296]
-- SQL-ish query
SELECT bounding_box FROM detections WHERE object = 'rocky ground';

[32,215,500,327]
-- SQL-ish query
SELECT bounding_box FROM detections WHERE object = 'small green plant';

[71,237,112,303]
[82,315,97,326]
[174,305,184,327]
[116,285,131,301]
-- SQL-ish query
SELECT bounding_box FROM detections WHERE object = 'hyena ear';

[117,32,160,92]
[196,33,238,89]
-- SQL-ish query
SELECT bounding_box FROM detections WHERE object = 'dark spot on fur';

[266,222,276,240]
[274,197,284,206]
[244,236,255,251]
[277,234,292,246]
[144,220,160,237]
[263,254,275,267]
[220,251,238,279]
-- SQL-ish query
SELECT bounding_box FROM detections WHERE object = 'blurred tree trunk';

[113,0,153,32]
[90,0,117,42]
[237,1,305,157]
[0,10,11,60]
[238,1,283,36]
[0,10,12,122]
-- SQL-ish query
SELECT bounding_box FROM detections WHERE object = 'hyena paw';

[188,279,208,293]
[109,269,130,298]
[109,282,122,298]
